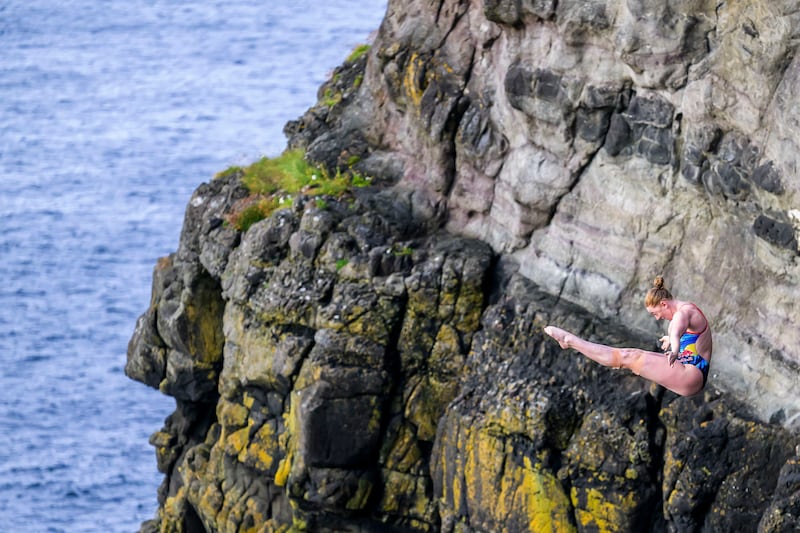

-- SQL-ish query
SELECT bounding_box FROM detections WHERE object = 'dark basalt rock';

[129,171,799,531]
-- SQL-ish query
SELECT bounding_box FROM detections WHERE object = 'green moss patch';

[346,44,371,64]
[222,149,373,231]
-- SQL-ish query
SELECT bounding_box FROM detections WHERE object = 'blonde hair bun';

[645,276,672,307]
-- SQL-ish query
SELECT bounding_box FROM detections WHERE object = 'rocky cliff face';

[289,0,800,425]
[128,0,800,531]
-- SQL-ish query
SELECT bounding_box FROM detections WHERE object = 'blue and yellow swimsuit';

[677,324,709,387]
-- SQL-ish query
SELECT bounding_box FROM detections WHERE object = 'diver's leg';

[544,326,626,368]
[543,325,704,395]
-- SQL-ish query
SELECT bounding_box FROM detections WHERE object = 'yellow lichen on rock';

[430,324,464,371]
[242,391,255,409]
[225,425,250,457]
[241,421,278,473]
[159,485,189,533]
[382,421,424,473]
[452,272,485,334]
[182,280,225,364]
[441,416,575,532]
[561,406,654,531]
[403,52,426,109]
[196,482,224,525]
[571,487,637,532]
[217,399,249,429]
[345,478,374,510]
[378,469,437,526]
[274,447,293,487]
[503,456,576,533]
[404,373,459,441]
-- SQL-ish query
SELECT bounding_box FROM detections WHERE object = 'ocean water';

[0,1,387,531]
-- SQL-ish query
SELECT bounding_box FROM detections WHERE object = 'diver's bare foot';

[544,326,573,349]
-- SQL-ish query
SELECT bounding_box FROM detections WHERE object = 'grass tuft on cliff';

[219,149,372,232]
[346,44,370,64]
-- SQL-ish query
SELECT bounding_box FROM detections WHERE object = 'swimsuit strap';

[681,303,708,335]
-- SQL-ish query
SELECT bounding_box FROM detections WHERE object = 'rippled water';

[0,1,386,530]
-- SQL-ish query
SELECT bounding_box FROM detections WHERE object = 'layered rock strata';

[129,0,800,530]
[128,171,799,531]
[286,0,800,424]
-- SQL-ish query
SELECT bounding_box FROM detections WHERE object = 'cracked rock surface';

[128,172,798,531]
[286,0,800,427]
[129,0,800,531]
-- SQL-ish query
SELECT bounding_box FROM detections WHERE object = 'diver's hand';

[659,336,670,351]
[665,350,679,366]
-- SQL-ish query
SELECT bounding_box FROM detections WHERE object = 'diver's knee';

[619,349,645,375]
[608,349,623,369]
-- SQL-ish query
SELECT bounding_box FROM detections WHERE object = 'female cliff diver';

[544,276,712,397]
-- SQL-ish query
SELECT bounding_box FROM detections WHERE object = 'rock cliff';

[128,0,800,531]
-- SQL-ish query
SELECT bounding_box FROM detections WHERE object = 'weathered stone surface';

[661,394,796,532]
[285,0,800,427]
[129,0,800,530]
[759,454,800,532]
[128,170,798,530]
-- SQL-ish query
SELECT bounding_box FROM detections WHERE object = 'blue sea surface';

[0,1,387,530]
